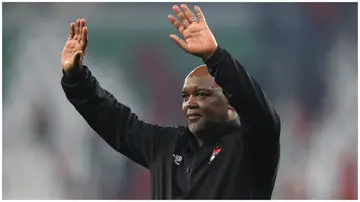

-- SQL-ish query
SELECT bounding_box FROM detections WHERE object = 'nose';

[185,95,198,109]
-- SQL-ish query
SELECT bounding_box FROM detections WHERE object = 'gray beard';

[188,119,223,140]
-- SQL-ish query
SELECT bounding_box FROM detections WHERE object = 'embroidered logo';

[209,147,222,163]
[173,154,182,165]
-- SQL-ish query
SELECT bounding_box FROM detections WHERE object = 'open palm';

[168,4,218,60]
[61,18,88,73]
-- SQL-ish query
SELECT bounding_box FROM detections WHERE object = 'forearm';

[61,65,130,148]
[204,46,280,129]
[61,65,177,168]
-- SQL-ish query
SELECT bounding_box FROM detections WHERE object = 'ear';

[227,105,238,120]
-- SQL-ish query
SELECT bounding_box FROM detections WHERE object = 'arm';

[61,65,177,169]
[205,47,280,197]
[60,19,178,169]
[205,46,280,134]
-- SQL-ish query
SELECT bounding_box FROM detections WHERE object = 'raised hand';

[168,4,218,60]
[61,18,88,73]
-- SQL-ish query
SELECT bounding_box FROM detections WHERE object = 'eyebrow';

[182,88,213,94]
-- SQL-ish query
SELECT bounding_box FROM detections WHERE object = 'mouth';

[187,113,202,121]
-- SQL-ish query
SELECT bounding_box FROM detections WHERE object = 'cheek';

[201,100,228,118]
[181,103,187,115]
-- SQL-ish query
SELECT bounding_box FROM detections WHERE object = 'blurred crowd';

[3,3,357,199]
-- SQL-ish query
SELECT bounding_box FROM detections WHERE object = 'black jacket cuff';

[203,46,227,75]
[62,65,89,84]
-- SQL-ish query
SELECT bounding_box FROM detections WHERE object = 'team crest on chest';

[209,146,222,163]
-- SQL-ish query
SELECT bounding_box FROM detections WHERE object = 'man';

[61,4,281,199]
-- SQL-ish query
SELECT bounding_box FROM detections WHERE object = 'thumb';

[169,34,188,51]
[74,50,83,66]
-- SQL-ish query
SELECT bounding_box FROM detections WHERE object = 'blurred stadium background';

[2,2,357,200]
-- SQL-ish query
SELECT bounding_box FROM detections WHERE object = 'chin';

[188,122,206,135]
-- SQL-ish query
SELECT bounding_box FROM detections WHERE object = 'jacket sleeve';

[61,65,178,169]
[205,47,281,187]
[205,47,280,133]
[205,47,280,145]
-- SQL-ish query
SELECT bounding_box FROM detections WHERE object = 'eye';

[196,92,209,98]
[182,94,189,102]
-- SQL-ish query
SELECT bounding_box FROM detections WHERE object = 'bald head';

[185,65,219,89]
[186,64,211,78]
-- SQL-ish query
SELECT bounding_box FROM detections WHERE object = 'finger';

[82,18,86,28]
[68,22,75,39]
[79,19,84,36]
[81,26,88,50]
[168,15,185,34]
[173,5,190,28]
[74,50,83,65]
[75,18,80,36]
[181,4,197,23]
[169,34,188,51]
[82,26,88,43]
[194,5,206,22]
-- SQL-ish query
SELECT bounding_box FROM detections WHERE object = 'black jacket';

[61,46,281,199]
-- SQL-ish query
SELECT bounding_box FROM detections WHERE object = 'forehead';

[182,75,219,92]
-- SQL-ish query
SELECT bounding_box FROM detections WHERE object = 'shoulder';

[154,125,187,144]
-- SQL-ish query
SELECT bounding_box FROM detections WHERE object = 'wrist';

[63,65,88,83]
[203,52,214,61]
[65,65,83,76]
[203,47,218,61]
[203,46,226,72]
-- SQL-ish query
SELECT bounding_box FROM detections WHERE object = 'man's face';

[182,74,229,136]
